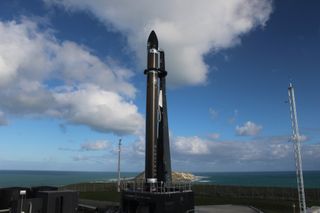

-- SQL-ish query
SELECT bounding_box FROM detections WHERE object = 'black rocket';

[145,31,172,183]
[120,31,194,213]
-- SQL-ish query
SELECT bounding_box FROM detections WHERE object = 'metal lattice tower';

[288,83,307,213]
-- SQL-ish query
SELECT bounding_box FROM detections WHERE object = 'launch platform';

[121,181,194,213]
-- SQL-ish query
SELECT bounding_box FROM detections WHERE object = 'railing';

[121,180,192,194]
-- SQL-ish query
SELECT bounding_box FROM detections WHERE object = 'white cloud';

[132,136,145,156]
[0,19,135,97]
[97,133,319,171]
[0,20,50,86]
[304,144,320,159]
[290,134,309,142]
[0,19,143,135]
[298,134,308,142]
[174,136,210,155]
[270,143,291,159]
[81,140,110,151]
[169,135,320,171]
[45,0,272,87]
[174,135,275,162]
[53,41,136,97]
[53,85,143,135]
[209,133,220,140]
[236,121,262,136]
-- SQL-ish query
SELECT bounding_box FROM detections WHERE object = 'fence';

[120,180,192,193]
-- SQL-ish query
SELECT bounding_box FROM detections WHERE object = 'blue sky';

[0,0,319,172]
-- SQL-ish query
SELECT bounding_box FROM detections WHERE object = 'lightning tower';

[117,138,122,192]
[288,83,307,213]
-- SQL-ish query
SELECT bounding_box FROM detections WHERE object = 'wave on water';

[198,180,211,183]
[89,180,110,183]
[194,175,210,183]
[90,176,136,183]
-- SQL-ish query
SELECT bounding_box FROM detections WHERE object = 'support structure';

[288,83,307,213]
[156,50,172,183]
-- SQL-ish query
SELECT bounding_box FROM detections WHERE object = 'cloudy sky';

[0,0,319,172]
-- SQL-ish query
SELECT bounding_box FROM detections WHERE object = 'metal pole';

[117,138,122,192]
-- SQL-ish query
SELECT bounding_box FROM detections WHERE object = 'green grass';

[79,191,305,213]
[73,183,320,213]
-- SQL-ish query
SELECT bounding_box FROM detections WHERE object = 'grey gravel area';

[78,199,119,213]
[195,205,262,213]
[78,200,263,213]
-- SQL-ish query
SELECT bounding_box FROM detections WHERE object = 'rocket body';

[145,71,159,180]
[145,31,159,181]
[145,31,172,183]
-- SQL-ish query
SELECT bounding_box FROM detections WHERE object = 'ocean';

[194,171,320,188]
[0,170,319,188]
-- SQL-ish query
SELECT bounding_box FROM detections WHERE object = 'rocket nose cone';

[147,30,158,49]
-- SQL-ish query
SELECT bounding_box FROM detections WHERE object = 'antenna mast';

[288,83,306,213]
[117,138,122,192]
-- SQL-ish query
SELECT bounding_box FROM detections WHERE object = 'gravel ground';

[195,204,262,213]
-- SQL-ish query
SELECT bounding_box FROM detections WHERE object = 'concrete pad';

[195,205,260,213]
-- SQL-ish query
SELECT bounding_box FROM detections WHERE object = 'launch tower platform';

[120,181,194,213]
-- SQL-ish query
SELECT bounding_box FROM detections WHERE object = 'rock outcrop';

[134,171,196,182]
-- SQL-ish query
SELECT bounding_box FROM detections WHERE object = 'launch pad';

[120,31,195,213]
[121,182,194,213]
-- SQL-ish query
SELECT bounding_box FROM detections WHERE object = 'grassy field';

[61,183,320,213]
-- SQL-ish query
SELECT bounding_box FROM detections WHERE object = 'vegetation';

[61,182,320,213]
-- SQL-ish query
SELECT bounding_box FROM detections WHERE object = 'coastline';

[1,170,320,189]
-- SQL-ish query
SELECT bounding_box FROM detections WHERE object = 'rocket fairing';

[147,30,158,50]
[145,31,172,183]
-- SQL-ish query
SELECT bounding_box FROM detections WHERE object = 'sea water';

[0,170,319,188]
[0,170,138,187]
[193,171,320,188]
